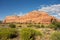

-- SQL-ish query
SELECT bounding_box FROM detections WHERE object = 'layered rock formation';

[56,19,60,22]
[3,11,56,24]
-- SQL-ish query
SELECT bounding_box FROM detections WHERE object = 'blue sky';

[0,0,60,20]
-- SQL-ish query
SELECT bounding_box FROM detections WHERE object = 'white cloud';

[52,15,58,17]
[58,13,60,16]
[17,12,27,16]
[17,12,23,16]
[38,4,60,19]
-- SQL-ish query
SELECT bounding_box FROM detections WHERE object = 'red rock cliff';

[3,11,56,24]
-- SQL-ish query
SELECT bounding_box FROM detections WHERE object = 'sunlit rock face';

[56,19,60,22]
[3,11,56,24]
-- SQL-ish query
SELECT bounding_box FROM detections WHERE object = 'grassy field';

[0,22,60,40]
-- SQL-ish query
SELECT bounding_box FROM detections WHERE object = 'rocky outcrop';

[3,11,56,24]
[56,19,60,22]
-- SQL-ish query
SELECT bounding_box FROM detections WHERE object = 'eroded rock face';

[56,19,60,22]
[3,11,56,24]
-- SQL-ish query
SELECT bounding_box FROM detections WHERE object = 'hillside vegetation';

[0,20,60,40]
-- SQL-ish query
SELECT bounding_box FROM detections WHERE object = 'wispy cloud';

[58,13,60,16]
[38,4,60,19]
[17,12,27,16]
[17,12,23,16]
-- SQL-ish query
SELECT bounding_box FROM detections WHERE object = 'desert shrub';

[0,20,2,24]
[20,28,42,40]
[50,31,60,40]
[55,22,60,30]
[18,25,22,27]
[48,24,56,29]
[27,24,33,27]
[40,24,45,28]
[33,24,40,28]
[50,22,60,30]
[9,23,16,28]
[51,19,60,30]
[0,28,18,40]
[27,24,41,28]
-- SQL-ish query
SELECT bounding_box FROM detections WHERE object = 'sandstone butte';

[3,10,57,24]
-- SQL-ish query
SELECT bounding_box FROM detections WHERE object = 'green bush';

[48,24,56,29]
[50,22,60,30]
[27,24,41,28]
[27,24,33,27]
[33,24,40,28]
[20,28,42,40]
[0,20,2,24]
[18,25,22,27]
[50,31,60,40]
[55,22,60,29]
[51,20,60,30]
[9,23,16,28]
[41,24,45,28]
[0,28,18,40]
